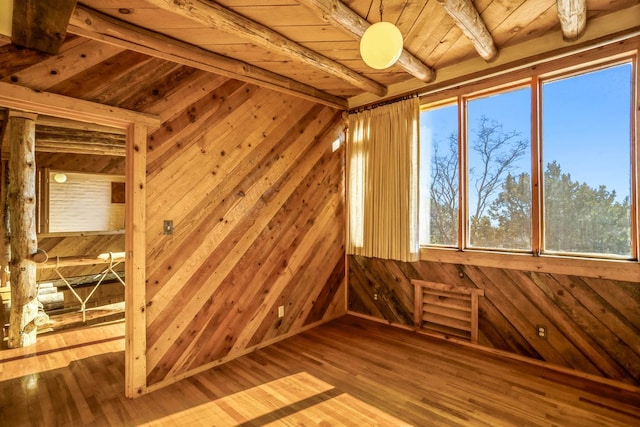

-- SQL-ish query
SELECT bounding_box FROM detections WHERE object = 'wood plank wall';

[144,77,347,386]
[1,33,346,388]
[348,255,640,386]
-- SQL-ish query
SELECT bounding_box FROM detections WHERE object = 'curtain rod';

[348,93,417,114]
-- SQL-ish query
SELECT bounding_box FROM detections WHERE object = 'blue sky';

[421,62,633,202]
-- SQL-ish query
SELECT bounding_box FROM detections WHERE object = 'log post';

[7,111,38,348]
[0,161,10,288]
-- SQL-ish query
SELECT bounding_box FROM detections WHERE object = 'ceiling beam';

[68,6,347,110]
[143,0,387,97]
[556,0,587,42]
[11,0,78,54]
[297,0,435,82]
[438,0,498,62]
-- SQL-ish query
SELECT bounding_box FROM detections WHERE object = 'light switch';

[163,220,173,235]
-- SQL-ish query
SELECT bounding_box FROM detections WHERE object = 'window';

[419,56,636,260]
[467,87,531,250]
[42,171,125,233]
[542,64,633,257]
[420,102,458,247]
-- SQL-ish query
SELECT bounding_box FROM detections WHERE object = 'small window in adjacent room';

[46,171,125,233]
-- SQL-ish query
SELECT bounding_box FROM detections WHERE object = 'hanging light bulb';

[360,1,403,70]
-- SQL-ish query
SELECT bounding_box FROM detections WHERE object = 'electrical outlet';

[536,325,547,339]
[373,293,378,301]
[278,305,284,318]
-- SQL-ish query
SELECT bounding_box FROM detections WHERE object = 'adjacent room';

[0,1,638,425]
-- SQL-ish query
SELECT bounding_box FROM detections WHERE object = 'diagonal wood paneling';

[348,255,640,386]
[144,79,347,386]
[1,33,346,389]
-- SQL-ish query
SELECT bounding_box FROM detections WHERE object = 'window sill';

[419,247,640,282]
[38,230,125,239]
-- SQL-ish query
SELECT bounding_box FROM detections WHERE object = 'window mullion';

[459,95,468,250]
[531,76,542,256]
[633,56,639,260]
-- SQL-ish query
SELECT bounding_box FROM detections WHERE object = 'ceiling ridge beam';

[438,0,498,62]
[297,0,435,82]
[143,0,387,97]
[556,0,587,42]
[68,5,348,110]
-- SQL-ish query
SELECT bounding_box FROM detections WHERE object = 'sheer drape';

[346,97,420,262]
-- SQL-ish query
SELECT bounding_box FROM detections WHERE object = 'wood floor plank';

[1,316,639,426]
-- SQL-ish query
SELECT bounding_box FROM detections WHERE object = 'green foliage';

[542,161,630,255]
[428,119,631,256]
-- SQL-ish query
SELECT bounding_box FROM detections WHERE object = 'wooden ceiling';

[6,0,640,109]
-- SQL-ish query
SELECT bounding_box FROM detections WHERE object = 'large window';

[542,65,632,257]
[420,103,459,247]
[420,57,636,260]
[467,87,531,250]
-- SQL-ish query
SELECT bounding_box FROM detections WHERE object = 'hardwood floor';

[1,315,639,426]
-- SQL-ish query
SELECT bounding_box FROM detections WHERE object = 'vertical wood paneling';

[145,78,346,387]
[348,255,640,386]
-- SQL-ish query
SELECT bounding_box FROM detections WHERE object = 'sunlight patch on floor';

[140,371,411,426]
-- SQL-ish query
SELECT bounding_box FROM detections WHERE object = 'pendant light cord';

[379,0,384,22]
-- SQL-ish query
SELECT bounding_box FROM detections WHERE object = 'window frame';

[419,42,639,268]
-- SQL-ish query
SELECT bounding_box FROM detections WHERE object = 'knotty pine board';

[348,255,640,386]
[144,77,347,386]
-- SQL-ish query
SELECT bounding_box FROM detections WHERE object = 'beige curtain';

[346,96,420,262]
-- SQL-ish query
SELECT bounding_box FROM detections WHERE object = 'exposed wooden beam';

[32,130,126,156]
[438,0,498,62]
[0,120,126,157]
[557,0,587,42]
[11,0,77,54]
[142,0,387,97]
[36,115,126,135]
[0,81,160,129]
[68,6,348,110]
[297,0,435,82]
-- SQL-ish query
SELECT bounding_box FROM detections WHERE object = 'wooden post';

[0,161,10,288]
[7,111,38,348]
[125,122,148,397]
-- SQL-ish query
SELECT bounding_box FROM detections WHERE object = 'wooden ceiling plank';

[68,5,347,110]
[556,0,587,42]
[437,0,498,62]
[296,0,435,82]
[11,0,78,54]
[142,0,387,96]
[3,39,124,91]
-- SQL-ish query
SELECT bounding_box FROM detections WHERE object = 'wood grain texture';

[0,32,346,391]
[10,0,78,54]
[349,255,640,386]
[6,112,38,347]
[144,77,347,386]
[2,317,639,426]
